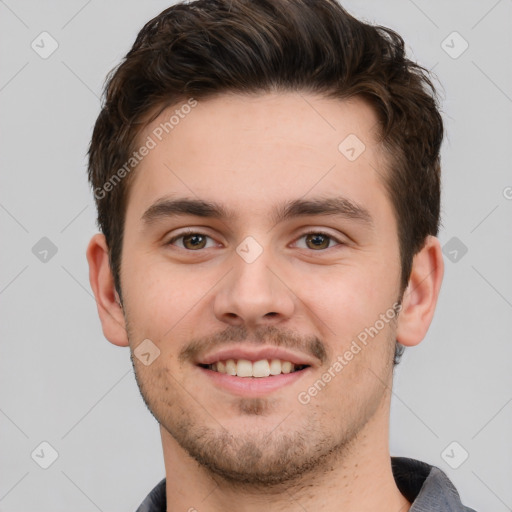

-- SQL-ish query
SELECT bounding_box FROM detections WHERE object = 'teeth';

[225,359,237,375]
[209,358,304,377]
[269,359,282,375]
[236,359,253,377]
[281,361,293,374]
[252,359,270,378]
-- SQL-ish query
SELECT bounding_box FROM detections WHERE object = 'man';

[86,0,477,510]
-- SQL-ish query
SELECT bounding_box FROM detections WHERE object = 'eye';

[294,231,343,250]
[167,231,218,250]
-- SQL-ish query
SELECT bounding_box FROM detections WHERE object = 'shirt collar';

[135,457,476,512]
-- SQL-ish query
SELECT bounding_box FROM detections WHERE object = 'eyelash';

[292,230,344,251]
[166,230,344,251]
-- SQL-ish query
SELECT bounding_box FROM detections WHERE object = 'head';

[87,0,444,487]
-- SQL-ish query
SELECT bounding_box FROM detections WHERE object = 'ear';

[396,235,444,347]
[86,233,129,347]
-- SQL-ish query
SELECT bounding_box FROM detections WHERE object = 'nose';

[213,246,296,328]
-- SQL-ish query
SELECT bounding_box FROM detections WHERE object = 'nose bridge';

[214,237,295,325]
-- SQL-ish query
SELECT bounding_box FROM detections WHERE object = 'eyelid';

[165,228,346,250]
[166,228,221,248]
[292,229,346,249]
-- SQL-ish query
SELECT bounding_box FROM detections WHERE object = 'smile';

[199,358,309,377]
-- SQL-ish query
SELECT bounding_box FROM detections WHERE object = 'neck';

[161,393,410,512]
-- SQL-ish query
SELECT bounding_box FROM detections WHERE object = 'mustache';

[179,324,328,365]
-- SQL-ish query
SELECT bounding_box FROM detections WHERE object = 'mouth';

[198,358,310,378]
[194,345,316,396]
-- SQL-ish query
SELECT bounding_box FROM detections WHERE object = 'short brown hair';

[88,0,444,364]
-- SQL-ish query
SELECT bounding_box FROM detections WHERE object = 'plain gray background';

[1,0,511,510]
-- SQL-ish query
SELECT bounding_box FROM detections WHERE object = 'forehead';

[126,92,391,226]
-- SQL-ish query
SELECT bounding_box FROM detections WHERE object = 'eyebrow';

[141,196,373,228]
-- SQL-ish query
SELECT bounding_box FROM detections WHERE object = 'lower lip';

[197,366,310,397]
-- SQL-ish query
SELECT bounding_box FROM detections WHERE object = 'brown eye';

[304,233,331,250]
[294,231,342,251]
[182,233,207,250]
[168,232,216,250]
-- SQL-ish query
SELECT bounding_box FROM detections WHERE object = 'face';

[120,93,403,486]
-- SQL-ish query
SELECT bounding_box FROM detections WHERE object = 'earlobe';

[86,233,129,347]
[396,236,444,347]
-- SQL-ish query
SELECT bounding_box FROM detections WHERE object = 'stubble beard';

[130,360,388,491]
[126,319,395,490]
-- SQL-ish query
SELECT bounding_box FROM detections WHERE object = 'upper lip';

[196,345,317,367]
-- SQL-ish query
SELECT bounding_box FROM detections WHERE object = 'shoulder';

[134,478,166,512]
[391,457,478,511]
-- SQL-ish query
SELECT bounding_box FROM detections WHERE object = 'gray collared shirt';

[135,457,478,511]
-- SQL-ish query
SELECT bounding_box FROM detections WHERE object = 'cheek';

[122,253,215,342]
[293,258,399,359]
